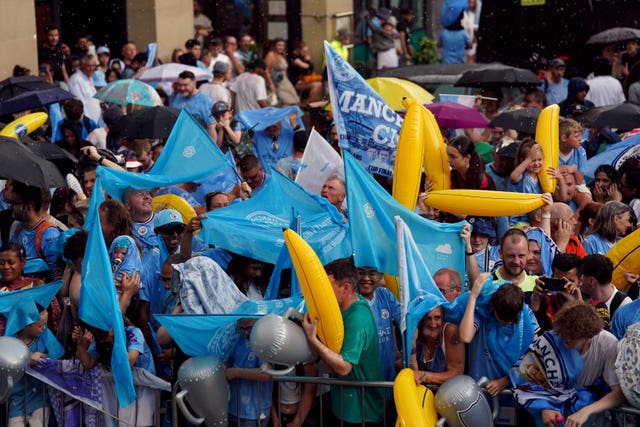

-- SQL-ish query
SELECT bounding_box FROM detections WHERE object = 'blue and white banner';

[585,132,640,179]
[325,41,402,177]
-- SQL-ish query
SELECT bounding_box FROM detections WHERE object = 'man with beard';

[123,188,157,257]
[491,228,538,298]
[38,24,68,82]
[485,138,518,192]
[7,181,61,270]
[170,71,216,139]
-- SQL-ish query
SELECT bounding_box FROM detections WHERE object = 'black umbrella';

[0,88,75,115]
[580,102,640,130]
[454,66,541,88]
[119,106,180,140]
[22,140,78,175]
[0,76,59,102]
[586,27,640,45]
[0,136,66,188]
[489,107,541,134]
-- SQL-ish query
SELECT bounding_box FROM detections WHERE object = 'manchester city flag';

[325,41,402,177]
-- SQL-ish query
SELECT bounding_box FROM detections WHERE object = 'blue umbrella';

[0,88,74,115]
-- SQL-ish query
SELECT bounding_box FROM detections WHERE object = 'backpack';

[14,220,59,258]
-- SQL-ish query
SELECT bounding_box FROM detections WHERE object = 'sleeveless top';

[416,322,449,373]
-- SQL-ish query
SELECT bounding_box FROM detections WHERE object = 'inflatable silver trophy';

[176,355,229,426]
[0,336,30,402]
[435,375,498,427]
[616,321,640,408]
[249,307,317,375]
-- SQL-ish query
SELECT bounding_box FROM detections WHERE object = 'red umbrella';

[424,101,489,129]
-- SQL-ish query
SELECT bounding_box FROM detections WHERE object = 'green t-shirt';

[331,297,385,423]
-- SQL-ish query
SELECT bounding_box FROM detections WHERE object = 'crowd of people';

[1,2,640,427]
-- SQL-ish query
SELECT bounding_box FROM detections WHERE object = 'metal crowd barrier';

[4,371,638,426]
[2,372,166,427]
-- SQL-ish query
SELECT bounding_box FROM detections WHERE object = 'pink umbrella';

[424,101,489,129]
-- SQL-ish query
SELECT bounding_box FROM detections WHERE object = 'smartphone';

[540,277,567,292]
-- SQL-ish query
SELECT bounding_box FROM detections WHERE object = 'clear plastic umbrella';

[93,79,163,107]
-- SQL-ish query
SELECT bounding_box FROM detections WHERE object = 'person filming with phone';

[530,253,585,334]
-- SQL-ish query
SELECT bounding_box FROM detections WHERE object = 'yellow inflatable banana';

[392,98,425,210]
[152,194,198,224]
[283,229,344,354]
[607,228,640,291]
[535,104,560,193]
[0,112,48,138]
[424,189,544,217]
[422,108,451,192]
[394,368,438,427]
[383,274,401,300]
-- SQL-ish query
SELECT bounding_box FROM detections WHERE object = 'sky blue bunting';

[395,217,448,367]
[344,151,466,276]
[0,280,63,336]
[80,191,135,408]
[199,167,350,264]
[237,106,304,132]
[325,41,402,177]
[150,110,236,178]
[155,295,304,357]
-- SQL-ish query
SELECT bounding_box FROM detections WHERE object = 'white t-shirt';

[231,72,267,112]
[86,127,107,150]
[576,330,619,387]
[199,82,231,105]
[585,75,626,107]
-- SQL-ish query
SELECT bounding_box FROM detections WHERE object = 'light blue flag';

[237,106,304,132]
[145,42,157,68]
[325,41,402,177]
[154,295,304,357]
[150,109,237,179]
[0,280,63,336]
[80,186,135,407]
[584,132,640,179]
[199,167,351,264]
[344,151,466,276]
[264,218,300,300]
[90,112,236,203]
[395,217,448,367]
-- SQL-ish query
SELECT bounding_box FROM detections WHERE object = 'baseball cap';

[495,138,520,158]
[93,72,107,88]
[467,216,496,239]
[213,61,229,75]
[475,142,494,164]
[549,58,565,68]
[124,151,142,169]
[96,46,110,55]
[212,101,231,116]
[154,208,186,231]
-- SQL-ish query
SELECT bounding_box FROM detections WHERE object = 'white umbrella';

[138,63,212,83]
